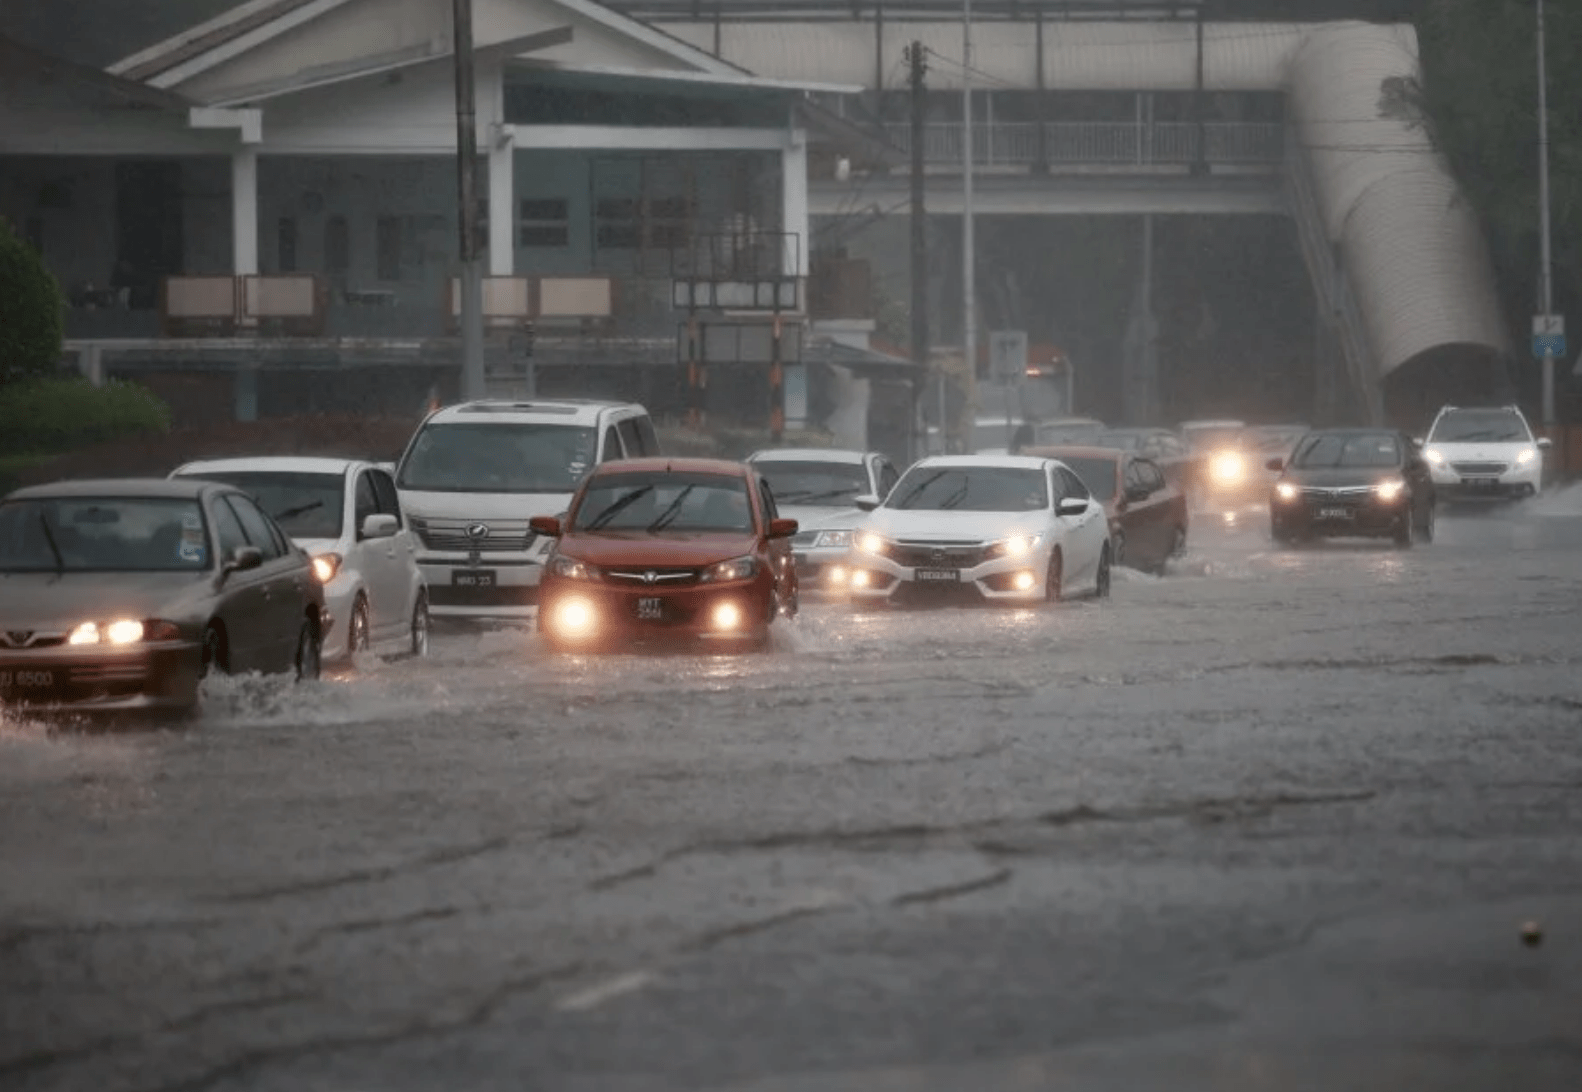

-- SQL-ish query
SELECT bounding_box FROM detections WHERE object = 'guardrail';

[880,120,1286,168]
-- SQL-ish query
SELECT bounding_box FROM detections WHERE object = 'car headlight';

[67,619,175,645]
[1209,451,1246,485]
[857,532,890,556]
[813,529,855,549]
[311,553,342,583]
[1516,447,1537,466]
[1274,482,1299,502]
[985,533,1042,560]
[698,555,758,583]
[548,554,599,580]
[1423,447,1445,466]
[1374,479,1406,502]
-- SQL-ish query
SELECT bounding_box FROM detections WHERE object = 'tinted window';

[1056,457,1118,501]
[181,470,343,539]
[1291,433,1402,469]
[370,469,403,525]
[570,472,753,533]
[887,467,1049,512]
[210,496,249,558]
[226,496,285,560]
[354,472,378,531]
[878,461,899,497]
[602,425,623,462]
[397,422,598,494]
[1058,467,1090,500]
[753,460,869,507]
[617,418,645,457]
[634,416,660,456]
[1429,409,1532,443]
[0,496,211,573]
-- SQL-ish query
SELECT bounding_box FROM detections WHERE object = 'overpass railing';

[880,120,1285,168]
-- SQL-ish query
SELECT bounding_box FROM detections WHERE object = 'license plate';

[0,669,56,693]
[452,569,497,588]
[1317,507,1351,520]
[635,597,664,620]
[1461,477,1499,489]
[914,568,960,583]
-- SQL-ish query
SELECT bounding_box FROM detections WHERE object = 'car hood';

[779,505,860,531]
[557,532,760,568]
[862,509,1046,543]
[398,490,573,520]
[293,537,342,557]
[1424,441,1532,460]
[0,570,217,631]
[1281,468,1399,488]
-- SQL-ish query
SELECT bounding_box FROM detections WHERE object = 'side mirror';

[224,545,263,575]
[853,495,881,512]
[361,513,398,540]
[1265,457,1284,472]
[768,517,798,538]
[529,515,562,538]
[1056,497,1089,518]
[1537,437,1553,450]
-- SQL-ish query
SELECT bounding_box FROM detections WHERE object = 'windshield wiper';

[273,500,324,521]
[646,485,695,532]
[38,511,64,574]
[584,485,653,530]
[894,470,947,510]
[936,481,972,510]
[779,488,860,505]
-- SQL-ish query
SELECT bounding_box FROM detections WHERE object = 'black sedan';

[1267,429,1436,547]
[0,478,325,714]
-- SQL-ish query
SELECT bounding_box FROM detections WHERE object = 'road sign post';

[989,330,1027,448]
[1533,314,1565,360]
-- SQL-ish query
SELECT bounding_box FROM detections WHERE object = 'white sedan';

[842,455,1113,605]
[170,457,429,661]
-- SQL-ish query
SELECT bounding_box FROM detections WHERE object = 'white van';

[394,400,659,619]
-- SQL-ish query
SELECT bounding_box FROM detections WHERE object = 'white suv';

[394,400,659,619]
[1420,404,1551,502]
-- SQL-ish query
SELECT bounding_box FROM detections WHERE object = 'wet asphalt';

[4,493,1582,1092]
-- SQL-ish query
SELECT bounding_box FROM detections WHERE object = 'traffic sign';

[1533,314,1565,359]
[988,329,1027,382]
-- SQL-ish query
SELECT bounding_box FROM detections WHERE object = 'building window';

[594,197,691,251]
[277,217,297,273]
[647,197,691,250]
[594,198,640,250]
[376,215,402,281]
[325,215,350,275]
[519,198,569,248]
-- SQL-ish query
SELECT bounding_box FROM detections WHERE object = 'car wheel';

[1095,543,1112,599]
[294,618,322,682]
[348,594,371,655]
[409,592,430,657]
[1111,530,1127,569]
[1044,550,1063,602]
[1168,526,1187,557]
[1393,511,1414,549]
[199,622,227,679]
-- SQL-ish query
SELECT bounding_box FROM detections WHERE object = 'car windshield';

[1092,431,1144,451]
[887,467,1049,512]
[1035,422,1105,444]
[0,497,211,573]
[398,422,598,493]
[1247,428,1307,451]
[1184,427,1243,451]
[1430,409,1531,443]
[1057,457,1120,501]
[1291,433,1402,469]
[183,471,343,539]
[570,472,754,533]
[754,460,868,507]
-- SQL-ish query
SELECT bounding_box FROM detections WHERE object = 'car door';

[207,494,273,673]
[756,476,795,609]
[1056,465,1107,588]
[227,492,311,670]
[1139,458,1177,562]
[369,467,417,640]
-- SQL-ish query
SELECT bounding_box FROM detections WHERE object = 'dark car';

[530,458,798,651]
[0,478,325,713]
[1267,429,1436,547]
[1028,445,1188,573]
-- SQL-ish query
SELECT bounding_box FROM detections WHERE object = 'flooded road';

[5,494,1582,1091]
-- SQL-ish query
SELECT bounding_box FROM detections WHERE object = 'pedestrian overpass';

[632,6,1511,427]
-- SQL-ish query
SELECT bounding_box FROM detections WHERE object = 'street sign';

[1532,314,1565,359]
[988,329,1027,383]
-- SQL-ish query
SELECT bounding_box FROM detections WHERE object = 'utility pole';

[452,0,485,401]
[908,41,929,461]
[1537,0,1556,427]
[961,0,977,454]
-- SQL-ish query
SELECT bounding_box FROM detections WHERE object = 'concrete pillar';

[234,365,258,422]
[781,133,810,277]
[488,138,515,277]
[231,148,259,276]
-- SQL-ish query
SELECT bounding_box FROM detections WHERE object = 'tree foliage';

[0,218,65,385]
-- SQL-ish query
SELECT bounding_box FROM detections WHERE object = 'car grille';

[603,567,698,586]
[1450,461,1508,476]
[1299,486,1373,500]
[411,517,536,553]
[888,540,988,568]
[0,631,66,649]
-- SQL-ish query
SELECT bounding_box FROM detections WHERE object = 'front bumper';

[537,576,773,649]
[792,546,861,594]
[843,550,1047,606]
[417,553,545,618]
[0,641,203,712]
[1270,492,1410,537]
[1428,463,1539,501]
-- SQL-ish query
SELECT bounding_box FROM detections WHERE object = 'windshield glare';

[0,497,211,573]
[1430,410,1531,443]
[1057,457,1119,501]
[571,472,753,533]
[185,471,343,539]
[1291,434,1402,469]
[754,461,867,506]
[398,422,597,493]
[887,467,1049,512]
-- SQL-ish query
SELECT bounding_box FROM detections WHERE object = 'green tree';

[0,218,65,385]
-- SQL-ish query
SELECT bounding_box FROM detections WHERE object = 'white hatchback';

[1420,405,1550,502]
[171,458,428,661]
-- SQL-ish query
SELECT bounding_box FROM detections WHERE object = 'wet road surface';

[4,493,1582,1091]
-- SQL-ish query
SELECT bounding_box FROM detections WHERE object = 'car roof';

[173,456,360,476]
[424,399,636,426]
[1300,427,1402,438]
[1022,445,1125,461]
[748,448,869,464]
[590,457,749,478]
[911,455,1055,471]
[5,477,222,501]
[1180,419,1245,428]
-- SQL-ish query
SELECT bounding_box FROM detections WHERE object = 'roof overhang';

[0,33,192,112]
[505,58,862,96]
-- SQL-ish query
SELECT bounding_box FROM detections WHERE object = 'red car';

[1026,445,1189,573]
[530,459,799,651]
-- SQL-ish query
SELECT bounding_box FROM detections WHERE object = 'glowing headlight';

[68,622,100,645]
[554,598,596,637]
[548,554,598,580]
[1423,448,1445,466]
[1210,451,1246,485]
[1274,482,1300,502]
[1374,479,1406,502]
[699,555,758,583]
[813,529,855,549]
[311,553,342,583]
[857,532,889,555]
[1516,447,1537,466]
[68,619,147,645]
[711,602,743,630]
[987,534,1042,560]
[1013,571,1036,591]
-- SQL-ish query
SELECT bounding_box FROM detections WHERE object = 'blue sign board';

[1533,333,1566,358]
